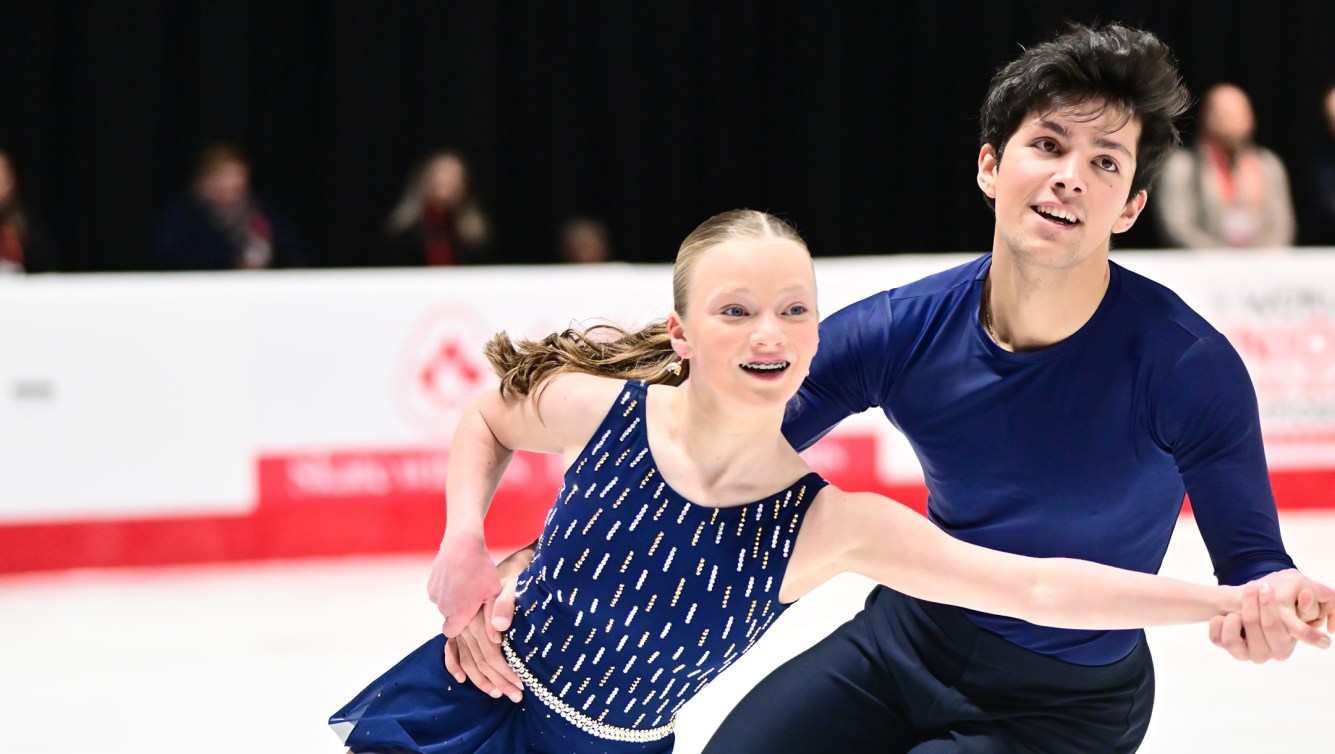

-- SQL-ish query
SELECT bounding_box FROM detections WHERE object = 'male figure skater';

[702,22,1333,753]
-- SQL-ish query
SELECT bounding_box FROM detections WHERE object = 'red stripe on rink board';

[1267,468,1335,509]
[0,466,1328,576]
[0,494,521,575]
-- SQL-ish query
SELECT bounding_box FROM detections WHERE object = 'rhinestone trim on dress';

[502,638,676,742]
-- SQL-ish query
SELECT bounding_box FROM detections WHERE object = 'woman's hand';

[428,531,501,639]
[443,575,523,702]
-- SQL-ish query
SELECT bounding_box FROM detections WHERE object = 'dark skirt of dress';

[330,635,675,754]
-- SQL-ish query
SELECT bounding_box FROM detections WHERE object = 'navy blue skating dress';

[330,380,827,753]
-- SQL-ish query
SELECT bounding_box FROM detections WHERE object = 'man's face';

[1202,85,1255,150]
[199,160,250,211]
[977,103,1146,272]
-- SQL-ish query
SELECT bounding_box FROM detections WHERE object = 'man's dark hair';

[979,23,1191,202]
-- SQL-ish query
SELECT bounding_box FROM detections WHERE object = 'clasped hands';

[426,534,528,702]
[1209,569,1335,663]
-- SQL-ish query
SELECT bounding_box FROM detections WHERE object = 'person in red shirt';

[384,151,490,267]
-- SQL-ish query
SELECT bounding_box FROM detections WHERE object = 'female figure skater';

[330,210,1324,753]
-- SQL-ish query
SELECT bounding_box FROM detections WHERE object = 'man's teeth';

[742,361,789,371]
[1035,206,1077,224]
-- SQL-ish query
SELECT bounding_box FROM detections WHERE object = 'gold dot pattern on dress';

[582,510,602,536]
[503,381,827,736]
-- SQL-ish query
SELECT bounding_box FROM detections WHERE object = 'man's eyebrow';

[1037,118,1072,140]
[1093,136,1134,160]
[1036,118,1134,160]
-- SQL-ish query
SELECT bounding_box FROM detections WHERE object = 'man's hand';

[1208,569,1334,663]
[444,575,523,702]
[427,531,501,639]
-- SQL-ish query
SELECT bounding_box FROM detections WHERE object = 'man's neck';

[985,247,1111,352]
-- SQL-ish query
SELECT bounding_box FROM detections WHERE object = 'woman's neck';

[648,381,797,505]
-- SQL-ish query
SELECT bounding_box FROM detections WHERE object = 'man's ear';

[1112,189,1149,235]
[667,311,692,360]
[977,144,1000,200]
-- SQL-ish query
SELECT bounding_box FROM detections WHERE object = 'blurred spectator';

[558,216,612,264]
[0,150,60,274]
[384,151,489,266]
[1155,83,1296,249]
[151,142,303,270]
[1311,83,1335,246]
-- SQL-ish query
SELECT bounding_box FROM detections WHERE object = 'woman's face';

[425,156,467,205]
[671,236,819,412]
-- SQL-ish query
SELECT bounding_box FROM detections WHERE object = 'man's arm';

[782,293,895,450]
[1158,335,1334,660]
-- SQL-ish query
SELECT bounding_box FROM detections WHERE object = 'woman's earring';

[666,361,683,376]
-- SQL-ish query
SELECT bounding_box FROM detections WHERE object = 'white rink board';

[2,251,1334,523]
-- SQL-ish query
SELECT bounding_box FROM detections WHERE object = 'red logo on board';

[395,302,498,440]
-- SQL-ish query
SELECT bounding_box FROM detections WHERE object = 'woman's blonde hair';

[487,209,807,399]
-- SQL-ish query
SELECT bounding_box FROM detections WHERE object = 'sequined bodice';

[505,380,825,735]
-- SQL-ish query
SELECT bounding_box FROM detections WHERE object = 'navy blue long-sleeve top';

[783,255,1294,664]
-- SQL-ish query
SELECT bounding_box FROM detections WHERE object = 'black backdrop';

[2,1,1333,271]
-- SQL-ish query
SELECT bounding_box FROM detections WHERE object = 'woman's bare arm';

[783,487,1261,630]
